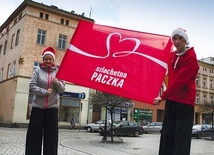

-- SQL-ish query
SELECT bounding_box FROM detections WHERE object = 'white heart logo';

[106,32,141,57]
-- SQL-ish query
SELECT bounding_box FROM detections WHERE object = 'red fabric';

[161,47,199,106]
[56,20,173,104]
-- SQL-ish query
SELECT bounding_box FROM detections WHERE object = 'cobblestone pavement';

[1,127,214,155]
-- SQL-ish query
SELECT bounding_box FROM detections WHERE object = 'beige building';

[133,57,214,126]
[0,0,94,127]
[195,57,214,124]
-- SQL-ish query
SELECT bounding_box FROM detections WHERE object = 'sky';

[1,0,214,60]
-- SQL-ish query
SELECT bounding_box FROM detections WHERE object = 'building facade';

[0,0,94,127]
[195,57,214,124]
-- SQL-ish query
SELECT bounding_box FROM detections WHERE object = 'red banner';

[56,20,173,104]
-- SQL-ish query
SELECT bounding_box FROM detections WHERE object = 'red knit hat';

[41,47,56,60]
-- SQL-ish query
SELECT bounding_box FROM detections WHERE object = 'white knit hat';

[41,47,56,60]
[171,28,189,45]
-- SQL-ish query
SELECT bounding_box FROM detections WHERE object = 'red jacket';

[161,47,199,106]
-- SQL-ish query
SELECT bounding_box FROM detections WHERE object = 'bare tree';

[90,91,131,142]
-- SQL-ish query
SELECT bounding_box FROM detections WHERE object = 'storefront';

[202,113,214,124]
[133,108,152,125]
[27,91,86,124]
[105,102,134,121]
[59,92,85,123]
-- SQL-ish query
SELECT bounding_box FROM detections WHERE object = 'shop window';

[59,98,81,123]
[133,109,152,125]
[107,107,128,121]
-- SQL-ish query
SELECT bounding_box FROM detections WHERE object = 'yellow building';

[0,0,94,128]
[195,57,214,124]
[133,58,214,125]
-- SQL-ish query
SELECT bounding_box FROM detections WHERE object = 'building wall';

[13,77,29,123]
[0,78,17,123]
[0,0,94,127]
[195,60,214,124]
[134,100,165,122]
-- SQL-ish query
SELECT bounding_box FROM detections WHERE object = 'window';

[210,79,213,89]
[15,29,20,46]
[196,94,199,104]
[0,45,2,57]
[11,34,15,49]
[3,40,7,55]
[58,34,67,50]
[10,60,16,77]
[45,14,49,20]
[203,94,207,104]
[6,63,11,79]
[34,62,40,70]
[37,29,46,45]
[66,20,69,26]
[61,18,64,24]
[133,109,152,125]
[14,18,17,25]
[210,69,214,74]
[203,77,207,88]
[196,76,199,86]
[6,26,9,33]
[0,68,3,81]
[211,96,214,104]
[39,12,44,18]
[18,13,22,21]
[59,98,81,122]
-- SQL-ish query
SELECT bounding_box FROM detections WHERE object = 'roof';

[0,0,94,31]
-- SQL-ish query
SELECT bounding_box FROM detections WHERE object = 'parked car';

[143,122,163,133]
[192,124,214,139]
[84,120,111,132]
[98,121,144,137]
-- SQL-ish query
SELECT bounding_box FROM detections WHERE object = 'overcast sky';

[1,0,214,60]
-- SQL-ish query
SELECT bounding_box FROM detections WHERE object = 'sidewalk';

[60,132,159,155]
[1,127,214,155]
[60,129,214,155]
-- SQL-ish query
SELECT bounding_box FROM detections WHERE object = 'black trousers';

[25,107,58,155]
[159,100,194,155]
